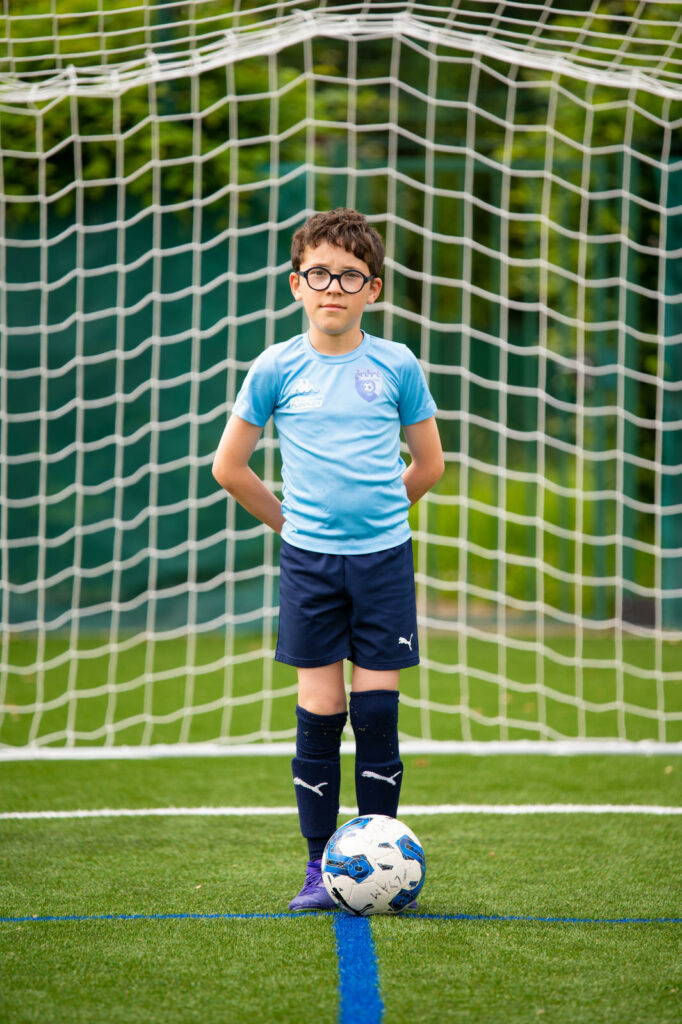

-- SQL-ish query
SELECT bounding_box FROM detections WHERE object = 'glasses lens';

[305,268,331,290]
[340,271,366,293]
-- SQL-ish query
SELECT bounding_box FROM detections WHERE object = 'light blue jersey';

[233,332,437,554]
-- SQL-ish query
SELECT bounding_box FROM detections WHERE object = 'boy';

[212,208,444,910]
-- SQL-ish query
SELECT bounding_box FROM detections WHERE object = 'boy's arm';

[402,416,445,506]
[212,415,285,534]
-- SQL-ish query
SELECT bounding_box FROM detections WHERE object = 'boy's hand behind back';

[212,414,286,534]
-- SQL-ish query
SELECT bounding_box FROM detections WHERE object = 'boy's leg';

[296,662,348,716]
[289,663,347,912]
[349,668,403,818]
[342,540,417,819]
[292,663,347,859]
[349,671,418,911]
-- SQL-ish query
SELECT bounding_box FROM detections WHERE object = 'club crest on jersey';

[355,368,383,403]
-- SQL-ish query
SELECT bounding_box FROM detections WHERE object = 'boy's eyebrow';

[300,262,367,271]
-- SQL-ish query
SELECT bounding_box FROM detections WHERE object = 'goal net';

[1,1,681,755]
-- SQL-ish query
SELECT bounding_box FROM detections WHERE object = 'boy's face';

[290,241,382,341]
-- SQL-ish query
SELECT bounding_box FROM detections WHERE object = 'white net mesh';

[1,1,681,752]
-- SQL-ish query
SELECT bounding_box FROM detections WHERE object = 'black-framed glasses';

[297,266,375,294]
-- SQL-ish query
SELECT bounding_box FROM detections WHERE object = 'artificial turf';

[1,754,680,1023]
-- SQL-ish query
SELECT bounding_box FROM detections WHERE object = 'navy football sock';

[291,705,347,861]
[349,689,403,817]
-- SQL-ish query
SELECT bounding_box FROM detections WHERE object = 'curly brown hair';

[290,208,384,277]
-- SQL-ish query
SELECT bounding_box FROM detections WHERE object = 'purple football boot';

[288,859,337,912]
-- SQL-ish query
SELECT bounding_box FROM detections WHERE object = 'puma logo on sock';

[360,770,403,786]
[293,777,329,797]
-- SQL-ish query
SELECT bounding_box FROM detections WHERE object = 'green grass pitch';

[1,753,680,1023]
[2,632,681,746]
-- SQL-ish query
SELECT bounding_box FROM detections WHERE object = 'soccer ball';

[321,814,426,916]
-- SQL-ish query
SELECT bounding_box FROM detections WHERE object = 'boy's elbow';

[431,453,445,486]
[212,457,235,493]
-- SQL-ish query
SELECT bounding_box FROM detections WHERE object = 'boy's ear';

[366,276,382,304]
[290,270,303,300]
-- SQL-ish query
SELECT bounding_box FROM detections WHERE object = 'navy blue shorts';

[276,538,419,671]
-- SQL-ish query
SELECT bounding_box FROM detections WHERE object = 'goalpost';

[1,1,681,756]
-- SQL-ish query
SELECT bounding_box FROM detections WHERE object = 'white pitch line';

[1,803,681,821]
[2,739,681,760]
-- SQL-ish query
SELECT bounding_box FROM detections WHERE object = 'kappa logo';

[355,368,383,403]
[289,377,323,411]
[291,376,318,395]
[293,777,328,797]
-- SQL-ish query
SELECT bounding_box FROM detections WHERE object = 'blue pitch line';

[411,912,682,925]
[1,910,680,926]
[0,913,321,929]
[334,915,384,1024]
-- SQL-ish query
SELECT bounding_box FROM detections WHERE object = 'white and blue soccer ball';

[322,814,426,916]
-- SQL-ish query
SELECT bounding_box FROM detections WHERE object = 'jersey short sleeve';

[232,347,279,427]
[398,348,437,426]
